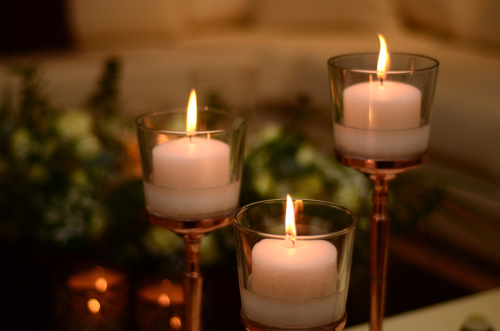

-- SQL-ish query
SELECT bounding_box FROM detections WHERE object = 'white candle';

[334,35,429,159]
[153,136,230,189]
[343,81,421,130]
[143,90,240,219]
[252,239,337,299]
[144,136,240,219]
[239,196,344,328]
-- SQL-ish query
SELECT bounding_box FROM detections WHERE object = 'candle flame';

[285,194,297,239]
[377,34,390,82]
[87,298,101,314]
[158,293,171,307]
[95,277,107,293]
[170,316,182,330]
[186,89,197,133]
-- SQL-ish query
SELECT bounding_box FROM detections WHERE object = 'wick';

[379,78,384,86]
[292,238,295,246]
[189,135,192,143]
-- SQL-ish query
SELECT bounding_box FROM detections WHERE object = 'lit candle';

[144,90,240,219]
[334,35,429,159]
[240,195,345,328]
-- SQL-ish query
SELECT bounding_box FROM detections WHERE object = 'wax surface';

[240,286,346,328]
[152,136,230,189]
[334,123,430,159]
[343,81,421,130]
[145,136,236,219]
[144,180,240,219]
[251,239,337,300]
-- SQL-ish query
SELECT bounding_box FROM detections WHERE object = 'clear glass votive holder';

[233,199,357,330]
[136,109,247,221]
[328,53,439,160]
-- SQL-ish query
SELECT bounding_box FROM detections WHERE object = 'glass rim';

[135,109,247,135]
[327,52,440,74]
[233,198,357,240]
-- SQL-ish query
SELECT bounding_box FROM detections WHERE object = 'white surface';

[242,239,338,327]
[344,287,500,331]
[343,81,421,130]
[251,239,338,300]
[334,123,429,159]
[152,137,230,188]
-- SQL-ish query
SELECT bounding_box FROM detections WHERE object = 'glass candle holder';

[136,109,247,222]
[233,199,357,331]
[328,53,439,160]
[136,109,247,331]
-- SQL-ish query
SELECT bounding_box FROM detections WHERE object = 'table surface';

[345,287,500,331]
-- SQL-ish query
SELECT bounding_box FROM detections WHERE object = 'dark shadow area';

[0,0,72,54]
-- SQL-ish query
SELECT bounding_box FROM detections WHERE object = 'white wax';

[343,81,421,130]
[144,180,241,219]
[240,286,346,328]
[334,123,430,159]
[144,136,238,219]
[242,238,340,327]
[152,137,230,189]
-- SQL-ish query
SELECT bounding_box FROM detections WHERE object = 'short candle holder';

[233,198,357,331]
[136,109,247,331]
[328,52,439,331]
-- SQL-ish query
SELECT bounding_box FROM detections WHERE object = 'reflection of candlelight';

[87,299,101,314]
[67,266,123,291]
[58,266,128,331]
[139,279,184,305]
[136,277,185,331]
[95,277,107,292]
[170,315,182,329]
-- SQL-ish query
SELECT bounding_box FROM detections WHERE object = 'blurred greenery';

[0,59,445,281]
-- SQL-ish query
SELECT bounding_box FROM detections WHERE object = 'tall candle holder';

[136,109,247,331]
[328,53,439,331]
[233,198,357,331]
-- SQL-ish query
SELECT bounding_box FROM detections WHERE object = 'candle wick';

[189,135,192,143]
[379,78,384,86]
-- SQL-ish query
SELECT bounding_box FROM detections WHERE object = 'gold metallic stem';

[368,173,394,331]
[182,233,204,331]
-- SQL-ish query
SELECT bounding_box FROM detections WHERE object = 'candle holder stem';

[368,173,394,331]
[182,233,204,331]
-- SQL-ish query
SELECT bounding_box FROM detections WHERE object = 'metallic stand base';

[147,212,233,331]
[336,151,427,331]
[241,311,347,331]
[148,213,232,235]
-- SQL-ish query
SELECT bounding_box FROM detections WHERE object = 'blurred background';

[1,0,499,330]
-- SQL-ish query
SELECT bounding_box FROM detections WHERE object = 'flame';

[158,293,171,307]
[95,277,107,293]
[285,194,297,239]
[186,89,197,133]
[377,34,390,81]
[170,316,182,329]
[87,298,101,314]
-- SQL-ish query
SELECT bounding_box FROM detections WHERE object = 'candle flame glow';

[377,34,390,82]
[95,277,107,293]
[170,316,182,329]
[285,194,297,239]
[87,298,101,314]
[186,89,197,133]
[158,293,171,307]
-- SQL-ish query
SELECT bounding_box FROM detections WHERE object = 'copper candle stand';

[336,152,427,331]
[148,213,233,331]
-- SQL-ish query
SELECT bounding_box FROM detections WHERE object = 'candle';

[143,90,240,219]
[136,278,185,331]
[240,195,345,328]
[334,35,429,159]
[343,81,421,130]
